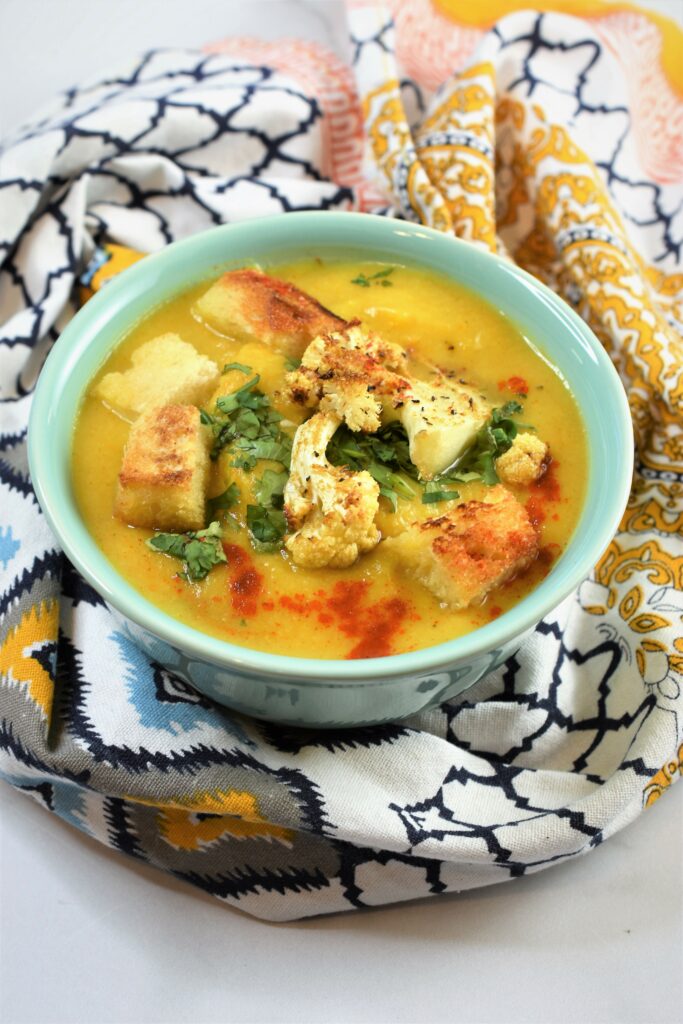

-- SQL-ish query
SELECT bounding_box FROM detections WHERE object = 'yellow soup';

[72,260,587,659]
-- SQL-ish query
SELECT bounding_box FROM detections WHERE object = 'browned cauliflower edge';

[285,323,490,479]
[283,410,381,569]
[496,432,550,486]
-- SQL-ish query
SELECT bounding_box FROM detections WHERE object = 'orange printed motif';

[135,788,295,850]
[353,18,682,810]
[0,600,59,721]
[643,745,683,807]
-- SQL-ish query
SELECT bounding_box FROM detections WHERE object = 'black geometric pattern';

[486,13,682,267]
[1,18,680,921]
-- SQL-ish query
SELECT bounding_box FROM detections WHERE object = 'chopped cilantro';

[223,361,252,375]
[207,483,240,519]
[254,468,288,509]
[284,355,301,371]
[351,267,396,288]
[215,375,262,416]
[146,521,227,581]
[328,400,533,505]
[422,482,460,504]
[230,434,292,471]
[204,366,292,468]
[198,368,295,557]
[446,401,526,486]
[327,421,417,511]
[247,504,287,551]
[366,460,416,501]
[246,468,289,550]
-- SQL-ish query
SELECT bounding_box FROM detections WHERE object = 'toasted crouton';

[384,486,538,608]
[194,269,345,358]
[115,405,211,531]
[496,432,549,486]
[94,334,220,418]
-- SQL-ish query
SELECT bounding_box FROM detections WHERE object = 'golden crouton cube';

[115,405,211,531]
[94,334,220,418]
[384,486,539,609]
[194,269,345,358]
[496,432,549,486]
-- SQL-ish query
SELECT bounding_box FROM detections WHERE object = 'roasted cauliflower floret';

[286,323,489,479]
[287,322,410,431]
[383,486,539,609]
[194,269,345,358]
[284,411,380,569]
[94,334,220,419]
[496,432,549,486]
[397,374,489,480]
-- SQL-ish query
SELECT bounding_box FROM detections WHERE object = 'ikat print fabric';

[1,2,681,920]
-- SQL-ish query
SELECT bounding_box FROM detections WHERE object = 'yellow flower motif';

[663,434,683,462]
[127,788,295,851]
[0,600,59,720]
[643,744,683,807]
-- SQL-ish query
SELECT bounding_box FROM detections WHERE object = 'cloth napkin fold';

[0,3,681,921]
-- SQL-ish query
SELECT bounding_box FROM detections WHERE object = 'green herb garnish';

[327,421,418,511]
[254,468,288,509]
[422,482,461,504]
[246,469,289,550]
[230,434,292,472]
[203,367,292,467]
[446,401,525,486]
[207,483,240,519]
[284,355,302,371]
[351,267,395,288]
[215,375,262,416]
[200,368,295,557]
[223,361,253,375]
[328,400,532,506]
[246,504,288,551]
[146,521,227,581]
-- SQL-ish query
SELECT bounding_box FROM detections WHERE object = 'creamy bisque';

[72,261,587,659]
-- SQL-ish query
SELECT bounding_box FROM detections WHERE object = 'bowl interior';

[28,213,633,682]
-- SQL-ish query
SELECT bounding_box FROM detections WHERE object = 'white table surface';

[1,3,682,1023]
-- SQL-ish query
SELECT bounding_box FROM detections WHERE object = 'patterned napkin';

[1,3,681,921]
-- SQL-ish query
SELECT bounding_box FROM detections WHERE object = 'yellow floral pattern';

[0,600,59,721]
[2,8,681,921]
[354,15,682,809]
[416,62,497,250]
[643,744,683,807]
[363,79,453,231]
[125,788,294,851]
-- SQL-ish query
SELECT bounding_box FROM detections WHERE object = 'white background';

[1,3,682,1023]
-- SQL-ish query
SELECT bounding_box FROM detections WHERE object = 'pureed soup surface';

[72,260,587,659]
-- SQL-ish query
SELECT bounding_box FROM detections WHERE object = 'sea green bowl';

[28,212,633,727]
